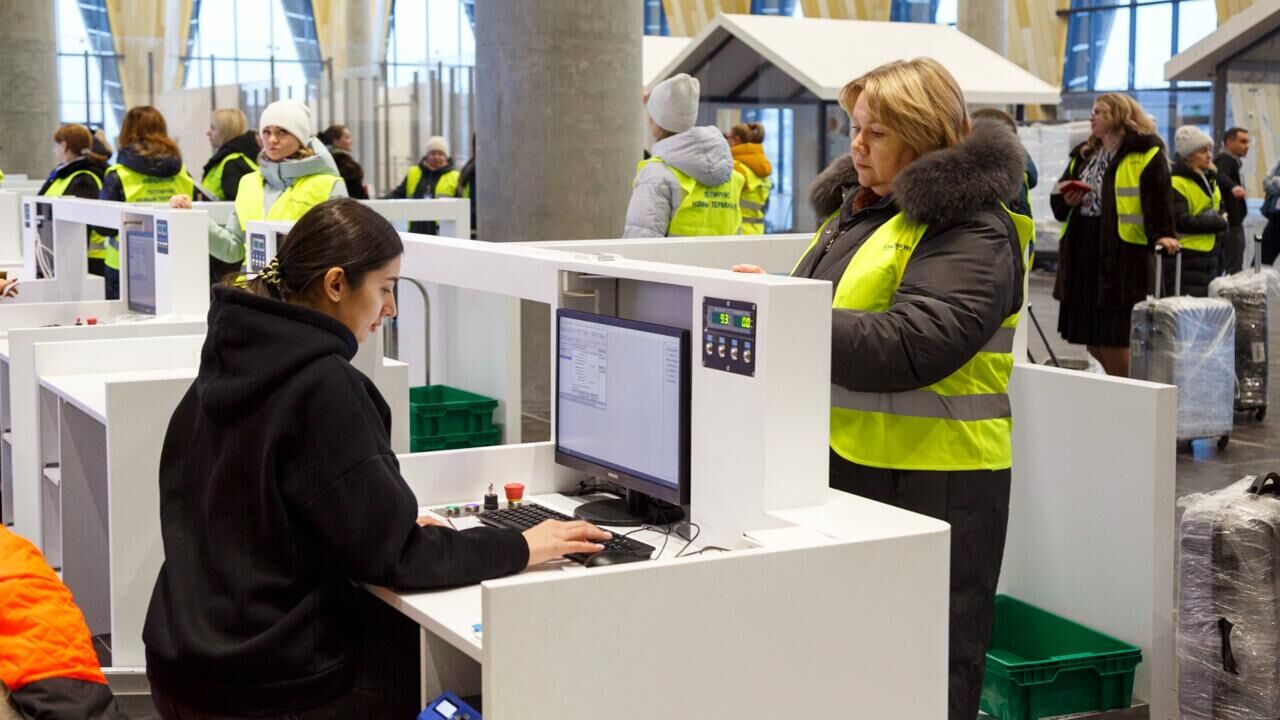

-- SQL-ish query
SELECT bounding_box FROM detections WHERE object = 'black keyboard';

[478,503,655,564]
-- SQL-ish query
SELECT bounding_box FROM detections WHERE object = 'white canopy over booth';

[647,13,1061,231]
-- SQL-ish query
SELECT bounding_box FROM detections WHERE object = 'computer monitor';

[555,309,690,526]
[125,230,157,315]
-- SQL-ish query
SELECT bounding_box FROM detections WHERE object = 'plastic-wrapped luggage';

[1130,252,1235,446]
[1210,235,1271,421]
[1178,474,1280,719]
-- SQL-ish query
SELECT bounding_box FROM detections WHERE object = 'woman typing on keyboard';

[141,198,610,720]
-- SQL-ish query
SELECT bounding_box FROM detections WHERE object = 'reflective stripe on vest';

[638,156,744,237]
[1170,174,1222,253]
[235,172,340,232]
[204,152,258,201]
[1115,146,1161,246]
[735,162,771,235]
[42,170,109,259]
[823,206,1034,471]
[104,164,195,268]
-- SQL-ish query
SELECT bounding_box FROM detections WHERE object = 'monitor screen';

[555,309,689,505]
[125,230,157,315]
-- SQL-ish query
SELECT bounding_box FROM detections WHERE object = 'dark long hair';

[239,198,403,301]
[117,106,182,159]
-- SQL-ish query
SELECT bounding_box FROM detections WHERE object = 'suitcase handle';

[1154,247,1182,299]
[1248,472,1280,496]
[1255,233,1265,273]
[1219,617,1239,675]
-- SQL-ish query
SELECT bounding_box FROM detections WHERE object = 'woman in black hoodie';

[143,199,609,719]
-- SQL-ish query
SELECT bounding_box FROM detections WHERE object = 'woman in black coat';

[1051,92,1178,376]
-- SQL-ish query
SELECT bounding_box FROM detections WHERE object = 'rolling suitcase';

[1178,474,1280,719]
[1211,234,1269,421]
[1130,250,1235,447]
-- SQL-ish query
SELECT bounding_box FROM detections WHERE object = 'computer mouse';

[584,550,649,568]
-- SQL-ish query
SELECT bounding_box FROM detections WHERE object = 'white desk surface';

[39,368,196,424]
[370,492,696,663]
[0,338,8,360]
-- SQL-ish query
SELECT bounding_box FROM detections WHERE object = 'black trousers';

[830,450,1011,720]
[151,592,421,720]
[103,266,119,301]
[1223,225,1246,276]
[88,257,105,277]
[1263,218,1280,266]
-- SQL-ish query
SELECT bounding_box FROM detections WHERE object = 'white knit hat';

[648,73,700,134]
[1174,125,1213,159]
[424,135,451,157]
[259,100,313,143]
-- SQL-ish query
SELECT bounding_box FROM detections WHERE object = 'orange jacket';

[0,527,107,692]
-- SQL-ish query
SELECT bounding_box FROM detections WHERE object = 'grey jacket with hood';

[623,126,735,238]
[796,119,1026,395]
[207,138,347,263]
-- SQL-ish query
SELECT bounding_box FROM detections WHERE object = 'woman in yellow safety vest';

[624,73,743,238]
[201,108,260,202]
[733,58,1031,719]
[727,122,772,234]
[1167,125,1228,298]
[99,106,196,300]
[1050,93,1178,376]
[173,100,346,285]
[38,125,109,276]
[384,135,458,235]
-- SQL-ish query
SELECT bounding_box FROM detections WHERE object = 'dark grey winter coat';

[795,119,1026,394]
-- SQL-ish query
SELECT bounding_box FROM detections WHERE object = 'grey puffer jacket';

[208,138,347,263]
[623,126,735,238]
[795,119,1027,394]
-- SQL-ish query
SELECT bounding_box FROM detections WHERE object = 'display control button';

[717,344,726,358]
[730,347,739,361]
[705,341,714,356]
[743,349,753,364]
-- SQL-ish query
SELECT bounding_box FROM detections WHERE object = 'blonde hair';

[1084,93,1158,157]
[838,57,970,159]
[211,108,248,145]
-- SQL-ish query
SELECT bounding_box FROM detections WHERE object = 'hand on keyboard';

[524,520,612,567]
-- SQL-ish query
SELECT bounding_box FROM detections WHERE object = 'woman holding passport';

[1051,92,1177,376]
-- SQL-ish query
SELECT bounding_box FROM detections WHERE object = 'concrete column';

[0,0,58,178]
[958,0,1008,59]
[476,0,643,242]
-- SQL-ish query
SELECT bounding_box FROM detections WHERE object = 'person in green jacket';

[384,135,459,234]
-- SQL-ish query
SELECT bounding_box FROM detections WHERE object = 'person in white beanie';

[385,135,460,234]
[1167,124,1227,296]
[624,73,744,237]
[171,99,346,282]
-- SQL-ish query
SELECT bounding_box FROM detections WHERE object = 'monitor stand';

[573,489,685,527]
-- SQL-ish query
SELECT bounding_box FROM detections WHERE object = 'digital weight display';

[707,306,753,333]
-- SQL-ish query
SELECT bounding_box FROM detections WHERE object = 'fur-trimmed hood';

[808,119,1027,225]
[894,119,1028,225]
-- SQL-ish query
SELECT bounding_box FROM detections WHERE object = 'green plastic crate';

[410,425,502,453]
[980,595,1142,720]
[409,385,498,438]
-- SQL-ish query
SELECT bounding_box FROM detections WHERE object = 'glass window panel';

[1177,0,1216,52]
[1133,2,1172,89]
[1094,8,1130,91]
[935,0,957,25]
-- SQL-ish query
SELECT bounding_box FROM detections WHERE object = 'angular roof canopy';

[644,36,692,87]
[648,13,1061,106]
[1165,0,1280,82]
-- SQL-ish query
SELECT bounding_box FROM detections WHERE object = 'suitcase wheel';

[1258,408,1267,421]
[1218,435,1231,450]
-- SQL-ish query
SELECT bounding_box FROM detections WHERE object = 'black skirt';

[1057,214,1133,348]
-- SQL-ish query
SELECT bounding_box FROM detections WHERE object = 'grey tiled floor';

[1025,269,1280,500]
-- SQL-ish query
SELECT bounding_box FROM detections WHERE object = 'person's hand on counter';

[523,520,611,567]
